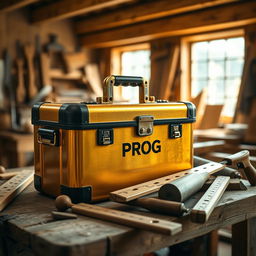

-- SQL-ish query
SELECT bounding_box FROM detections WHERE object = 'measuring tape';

[0,169,34,211]
[110,162,224,202]
[190,176,230,223]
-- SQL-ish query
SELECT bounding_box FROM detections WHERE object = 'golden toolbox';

[32,76,196,203]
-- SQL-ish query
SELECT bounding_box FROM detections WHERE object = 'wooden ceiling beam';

[79,1,256,48]
[75,0,240,34]
[0,0,39,12]
[31,0,136,23]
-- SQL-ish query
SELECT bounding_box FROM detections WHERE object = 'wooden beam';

[31,0,136,23]
[79,1,256,48]
[0,0,39,12]
[75,0,240,34]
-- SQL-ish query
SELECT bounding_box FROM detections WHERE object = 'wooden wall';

[0,8,77,56]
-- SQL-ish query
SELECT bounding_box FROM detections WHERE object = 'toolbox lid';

[32,101,196,130]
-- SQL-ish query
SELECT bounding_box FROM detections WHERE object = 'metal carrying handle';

[96,75,155,104]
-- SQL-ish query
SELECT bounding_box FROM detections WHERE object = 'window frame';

[181,29,245,101]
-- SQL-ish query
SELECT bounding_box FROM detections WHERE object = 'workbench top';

[1,168,256,256]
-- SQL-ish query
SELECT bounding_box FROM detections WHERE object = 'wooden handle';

[24,44,37,99]
[16,59,26,103]
[55,195,182,235]
[129,197,189,216]
[223,150,256,185]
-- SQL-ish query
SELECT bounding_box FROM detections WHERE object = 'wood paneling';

[75,0,240,34]
[31,0,136,23]
[79,1,256,48]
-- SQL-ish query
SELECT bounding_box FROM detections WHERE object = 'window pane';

[226,37,245,58]
[191,79,208,98]
[209,39,226,59]
[191,61,208,79]
[121,49,150,103]
[222,98,237,117]
[208,79,225,104]
[209,60,225,79]
[225,78,241,97]
[226,59,244,77]
[191,42,208,60]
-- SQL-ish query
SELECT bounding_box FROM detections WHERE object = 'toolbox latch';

[37,128,59,146]
[137,116,154,136]
[169,124,182,139]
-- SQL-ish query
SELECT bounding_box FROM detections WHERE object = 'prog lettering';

[122,140,161,157]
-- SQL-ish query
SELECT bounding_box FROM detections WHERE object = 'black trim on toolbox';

[59,103,89,125]
[60,185,92,203]
[34,174,42,192]
[32,117,196,130]
[31,102,45,124]
[179,101,196,119]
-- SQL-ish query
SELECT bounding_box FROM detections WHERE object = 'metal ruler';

[0,169,34,211]
[190,176,230,223]
[110,162,224,202]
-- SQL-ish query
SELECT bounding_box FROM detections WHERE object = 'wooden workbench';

[0,168,256,256]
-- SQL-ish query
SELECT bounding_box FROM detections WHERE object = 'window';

[111,44,150,103]
[181,30,245,122]
[191,37,244,117]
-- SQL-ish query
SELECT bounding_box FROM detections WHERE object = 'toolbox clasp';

[137,116,154,136]
[37,128,59,146]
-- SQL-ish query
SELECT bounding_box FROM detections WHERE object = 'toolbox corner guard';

[60,185,92,204]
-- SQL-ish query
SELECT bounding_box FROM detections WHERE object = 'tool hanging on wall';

[55,195,182,236]
[24,43,37,100]
[15,41,26,103]
[0,169,34,211]
[158,150,256,202]
[190,176,230,223]
[3,50,18,130]
[0,59,4,109]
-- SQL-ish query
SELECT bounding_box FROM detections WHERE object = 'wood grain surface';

[1,167,256,256]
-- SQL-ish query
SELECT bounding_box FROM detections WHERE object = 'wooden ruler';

[0,169,34,211]
[110,162,224,202]
[190,176,230,223]
[55,195,182,235]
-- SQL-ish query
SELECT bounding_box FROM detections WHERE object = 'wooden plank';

[0,0,39,12]
[79,1,256,48]
[1,176,256,256]
[75,0,240,34]
[31,0,136,23]
[194,140,225,155]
